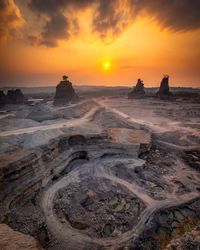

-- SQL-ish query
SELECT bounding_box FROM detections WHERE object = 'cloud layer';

[134,0,200,31]
[3,0,200,46]
[0,0,24,43]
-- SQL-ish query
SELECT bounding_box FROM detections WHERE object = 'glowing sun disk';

[103,61,111,70]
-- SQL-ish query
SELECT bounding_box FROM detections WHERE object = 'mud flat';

[0,96,200,249]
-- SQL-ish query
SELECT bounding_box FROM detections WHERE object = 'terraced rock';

[0,98,200,250]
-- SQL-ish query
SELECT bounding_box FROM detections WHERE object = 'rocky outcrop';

[54,76,79,105]
[13,89,25,104]
[107,128,151,157]
[0,89,25,107]
[0,224,42,250]
[157,75,172,98]
[26,104,60,122]
[0,91,7,106]
[128,79,145,98]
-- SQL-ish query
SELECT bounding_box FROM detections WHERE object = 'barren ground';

[0,95,200,249]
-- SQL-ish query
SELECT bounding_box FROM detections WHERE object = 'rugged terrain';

[0,95,200,249]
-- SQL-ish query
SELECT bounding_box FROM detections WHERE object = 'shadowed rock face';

[54,76,79,105]
[0,91,7,106]
[128,79,145,98]
[0,89,24,107]
[157,76,172,98]
[12,89,25,104]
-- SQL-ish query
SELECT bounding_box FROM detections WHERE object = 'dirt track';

[39,98,200,249]
[0,105,99,137]
[1,97,200,249]
[41,153,200,249]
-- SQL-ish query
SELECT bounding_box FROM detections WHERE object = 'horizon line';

[0,84,200,89]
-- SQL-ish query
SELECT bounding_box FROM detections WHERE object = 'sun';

[103,61,111,70]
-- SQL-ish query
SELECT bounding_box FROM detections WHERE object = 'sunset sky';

[0,0,200,87]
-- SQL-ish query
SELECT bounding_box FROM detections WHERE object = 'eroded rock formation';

[0,89,25,107]
[157,75,172,98]
[0,91,7,106]
[1,99,200,249]
[128,79,145,98]
[54,76,79,105]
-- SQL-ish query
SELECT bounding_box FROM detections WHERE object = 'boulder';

[54,76,79,105]
[128,79,145,98]
[0,224,43,250]
[157,75,172,98]
[26,104,60,122]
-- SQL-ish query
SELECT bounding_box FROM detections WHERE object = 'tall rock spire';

[54,76,79,105]
[157,75,172,98]
[128,79,145,99]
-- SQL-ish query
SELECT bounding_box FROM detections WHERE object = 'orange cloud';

[27,0,200,47]
[0,0,25,44]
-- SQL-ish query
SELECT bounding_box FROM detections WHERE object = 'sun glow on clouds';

[0,0,200,87]
[0,0,25,44]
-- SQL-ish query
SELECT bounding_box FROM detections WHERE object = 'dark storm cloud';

[27,0,95,46]
[93,0,130,40]
[26,0,200,47]
[28,0,130,45]
[27,14,70,48]
[28,0,66,14]
[28,0,93,13]
[41,12,70,47]
[129,0,200,32]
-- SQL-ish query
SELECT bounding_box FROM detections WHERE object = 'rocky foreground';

[0,224,42,250]
[0,96,200,249]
